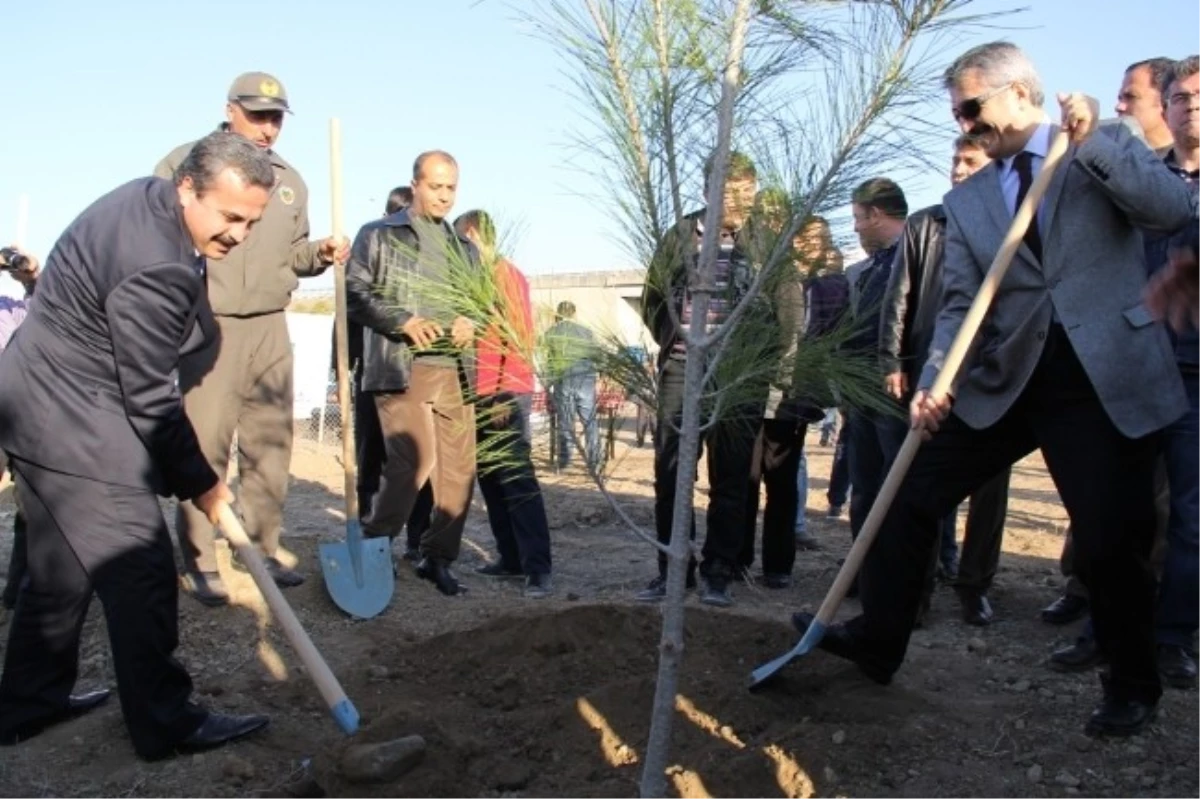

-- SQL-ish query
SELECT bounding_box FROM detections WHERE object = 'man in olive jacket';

[153,72,348,605]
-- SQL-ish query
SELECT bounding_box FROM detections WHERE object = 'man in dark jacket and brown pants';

[154,72,348,605]
[346,151,481,597]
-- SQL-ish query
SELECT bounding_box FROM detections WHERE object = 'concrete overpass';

[527,269,651,349]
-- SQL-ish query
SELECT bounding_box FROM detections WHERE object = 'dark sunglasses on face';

[953,83,1013,122]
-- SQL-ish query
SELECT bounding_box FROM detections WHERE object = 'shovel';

[318,117,395,619]
[749,129,1072,689]
[215,503,359,734]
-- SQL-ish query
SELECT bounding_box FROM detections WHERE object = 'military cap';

[227,71,291,113]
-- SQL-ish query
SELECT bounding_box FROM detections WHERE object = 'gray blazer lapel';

[1040,126,1076,261]
[982,161,1011,233]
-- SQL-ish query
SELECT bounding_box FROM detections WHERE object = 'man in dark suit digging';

[0,131,274,759]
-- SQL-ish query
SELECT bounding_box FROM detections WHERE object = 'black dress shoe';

[416,557,466,596]
[699,575,734,608]
[179,570,230,607]
[957,589,994,626]
[0,689,112,745]
[67,689,112,716]
[176,712,270,753]
[230,553,305,588]
[1050,635,1106,672]
[913,594,932,629]
[265,557,305,588]
[1158,644,1198,689]
[790,612,893,685]
[762,573,793,590]
[523,572,553,599]
[1041,594,1088,625]
[476,562,523,578]
[936,560,959,583]
[1084,696,1157,738]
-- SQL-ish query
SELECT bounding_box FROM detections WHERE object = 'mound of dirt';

[302,604,920,798]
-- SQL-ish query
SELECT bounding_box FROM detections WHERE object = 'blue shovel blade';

[747,617,828,690]
[319,522,394,619]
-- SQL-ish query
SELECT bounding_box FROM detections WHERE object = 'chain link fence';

[289,373,645,475]
[285,289,647,468]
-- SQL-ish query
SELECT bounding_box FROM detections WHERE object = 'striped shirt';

[670,228,741,358]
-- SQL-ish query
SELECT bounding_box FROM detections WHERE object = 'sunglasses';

[953,83,1013,122]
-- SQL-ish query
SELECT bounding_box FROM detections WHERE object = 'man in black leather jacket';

[345,151,482,596]
[878,134,1011,628]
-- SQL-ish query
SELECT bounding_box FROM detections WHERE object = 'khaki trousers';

[175,313,293,574]
[364,362,475,562]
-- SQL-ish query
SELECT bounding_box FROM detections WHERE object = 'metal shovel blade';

[319,520,393,619]
[747,616,828,690]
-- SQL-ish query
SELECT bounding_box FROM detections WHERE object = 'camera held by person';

[0,247,39,293]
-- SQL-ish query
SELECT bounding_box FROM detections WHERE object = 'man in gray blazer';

[793,41,1193,738]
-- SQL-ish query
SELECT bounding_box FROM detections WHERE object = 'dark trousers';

[353,375,431,550]
[741,419,806,576]
[1,510,26,610]
[1,450,27,609]
[827,422,850,509]
[846,407,907,539]
[1156,370,1198,648]
[353,370,386,519]
[0,459,205,757]
[654,360,761,579]
[1060,459,1171,601]
[853,326,1162,703]
[954,467,1012,593]
[476,393,552,576]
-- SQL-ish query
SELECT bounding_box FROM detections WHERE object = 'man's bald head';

[410,150,460,222]
[413,150,459,181]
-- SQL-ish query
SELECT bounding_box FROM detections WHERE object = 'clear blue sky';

[2,0,1197,298]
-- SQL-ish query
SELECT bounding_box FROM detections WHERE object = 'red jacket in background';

[476,258,535,397]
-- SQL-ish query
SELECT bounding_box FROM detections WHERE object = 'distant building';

[528,269,653,354]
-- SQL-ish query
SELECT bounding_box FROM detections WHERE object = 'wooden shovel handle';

[329,118,358,522]
[216,503,358,733]
[814,129,1073,624]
